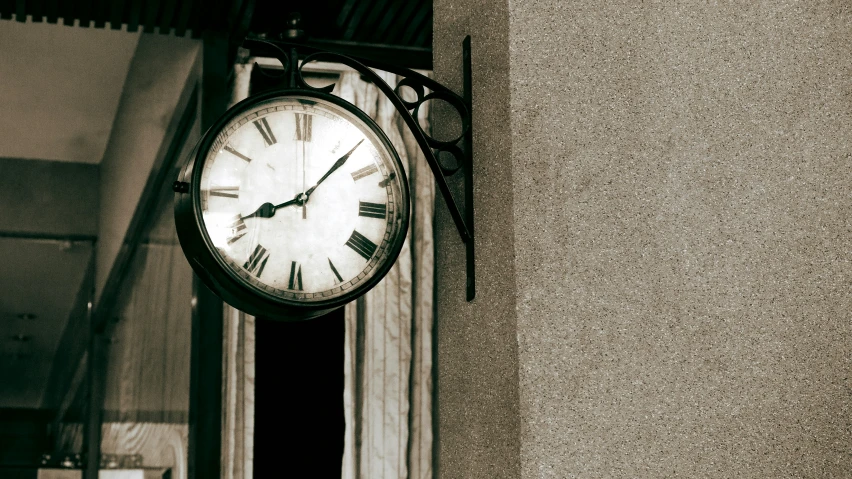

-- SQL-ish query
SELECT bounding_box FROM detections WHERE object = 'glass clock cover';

[189,92,408,310]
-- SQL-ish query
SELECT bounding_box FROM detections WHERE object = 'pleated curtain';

[221,59,256,479]
[221,61,435,479]
[338,70,435,479]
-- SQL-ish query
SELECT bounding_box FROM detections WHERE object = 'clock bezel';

[175,88,410,320]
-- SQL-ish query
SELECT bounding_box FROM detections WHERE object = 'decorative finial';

[283,12,305,41]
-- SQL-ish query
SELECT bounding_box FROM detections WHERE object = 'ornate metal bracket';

[243,35,476,301]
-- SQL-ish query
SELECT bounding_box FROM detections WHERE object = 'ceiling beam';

[0,158,98,239]
[249,37,432,71]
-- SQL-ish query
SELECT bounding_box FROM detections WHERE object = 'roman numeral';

[294,113,312,142]
[208,186,239,199]
[253,118,277,146]
[345,230,378,260]
[351,164,378,181]
[358,201,387,219]
[225,214,247,245]
[288,261,303,290]
[328,258,344,284]
[243,244,270,277]
[224,145,252,163]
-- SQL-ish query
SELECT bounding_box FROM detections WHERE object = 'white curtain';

[338,70,435,479]
[221,59,256,479]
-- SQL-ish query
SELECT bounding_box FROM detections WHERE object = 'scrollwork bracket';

[243,35,476,301]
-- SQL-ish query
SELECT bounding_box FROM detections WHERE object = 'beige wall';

[434,1,852,477]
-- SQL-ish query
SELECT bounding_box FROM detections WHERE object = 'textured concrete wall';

[433,1,522,477]
[435,1,852,477]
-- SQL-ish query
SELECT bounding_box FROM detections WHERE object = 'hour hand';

[241,202,277,220]
[240,194,305,220]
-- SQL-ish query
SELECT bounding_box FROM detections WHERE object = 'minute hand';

[304,139,365,198]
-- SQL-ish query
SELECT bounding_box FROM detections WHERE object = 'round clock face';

[193,92,408,306]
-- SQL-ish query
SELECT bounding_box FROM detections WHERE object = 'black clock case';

[174,88,410,321]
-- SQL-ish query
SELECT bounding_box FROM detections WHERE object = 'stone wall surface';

[434,0,522,478]
[435,0,852,477]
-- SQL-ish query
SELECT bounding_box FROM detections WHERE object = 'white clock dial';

[196,95,405,303]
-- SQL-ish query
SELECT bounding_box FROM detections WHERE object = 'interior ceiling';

[0,0,431,411]
[251,0,433,48]
[0,238,92,409]
[1,0,433,49]
[0,20,139,163]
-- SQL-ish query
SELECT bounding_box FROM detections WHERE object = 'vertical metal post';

[188,278,224,479]
[188,31,228,479]
[463,36,475,301]
[288,47,299,89]
[84,285,103,479]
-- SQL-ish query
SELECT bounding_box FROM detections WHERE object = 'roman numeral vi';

[289,261,303,290]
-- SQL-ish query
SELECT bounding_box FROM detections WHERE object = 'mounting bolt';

[172,181,190,194]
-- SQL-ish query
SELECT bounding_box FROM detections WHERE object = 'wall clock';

[174,89,410,320]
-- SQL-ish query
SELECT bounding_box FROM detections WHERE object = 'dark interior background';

[0,0,431,475]
[0,0,432,69]
[254,310,345,475]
